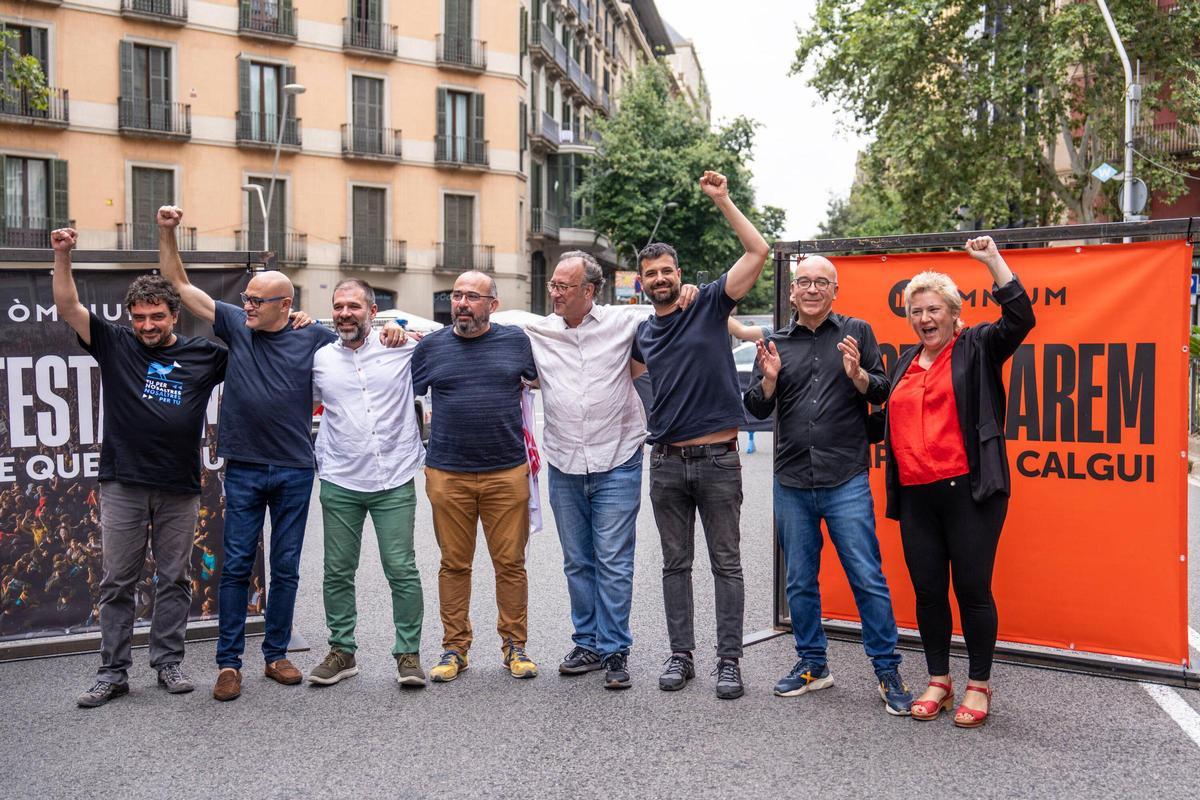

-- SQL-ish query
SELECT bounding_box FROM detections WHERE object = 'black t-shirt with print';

[79,312,228,494]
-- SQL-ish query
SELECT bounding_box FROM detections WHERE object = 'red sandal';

[953,684,992,728]
[910,680,954,721]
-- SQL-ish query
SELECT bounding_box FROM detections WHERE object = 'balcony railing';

[529,22,563,74]
[578,0,591,27]
[582,73,597,103]
[120,0,187,23]
[340,237,406,270]
[236,111,301,148]
[436,242,494,273]
[238,0,296,41]
[341,124,402,160]
[530,208,559,238]
[530,110,560,149]
[567,58,584,92]
[553,39,569,73]
[599,88,611,113]
[1139,121,1200,155]
[118,223,196,250]
[235,230,308,265]
[118,98,191,139]
[343,17,398,56]
[0,87,69,127]
[435,135,489,167]
[1,218,73,248]
[436,35,487,71]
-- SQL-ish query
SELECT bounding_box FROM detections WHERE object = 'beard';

[453,307,488,336]
[336,320,369,344]
[649,281,680,306]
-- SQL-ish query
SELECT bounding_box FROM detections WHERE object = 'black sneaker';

[157,662,195,694]
[559,645,604,675]
[658,652,695,691]
[603,652,631,690]
[713,658,744,700]
[77,680,129,708]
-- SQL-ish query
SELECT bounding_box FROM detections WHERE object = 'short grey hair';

[457,270,498,299]
[333,278,375,306]
[559,250,605,295]
[903,271,962,315]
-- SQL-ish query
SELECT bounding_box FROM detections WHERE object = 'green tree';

[580,60,784,312]
[1,30,50,110]
[794,0,1200,230]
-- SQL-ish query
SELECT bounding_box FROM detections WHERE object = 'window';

[119,42,172,130]
[530,251,547,315]
[436,88,485,164]
[443,194,474,268]
[1,156,68,247]
[246,175,286,254]
[352,185,387,263]
[518,100,527,169]
[351,75,385,153]
[130,167,174,248]
[1,24,49,116]
[374,289,396,312]
[237,60,298,144]
[444,0,473,60]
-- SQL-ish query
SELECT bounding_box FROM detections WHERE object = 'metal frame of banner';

[0,247,273,662]
[743,217,1200,689]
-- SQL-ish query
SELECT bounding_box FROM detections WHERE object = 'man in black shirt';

[744,255,912,716]
[50,227,228,707]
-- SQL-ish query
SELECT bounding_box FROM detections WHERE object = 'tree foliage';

[581,61,785,311]
[795,0,1200,230]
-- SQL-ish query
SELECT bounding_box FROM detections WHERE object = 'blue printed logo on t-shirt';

[142,360,183,406]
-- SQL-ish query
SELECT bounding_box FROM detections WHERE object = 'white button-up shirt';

[526,303,652,475]
[312,330,424,492]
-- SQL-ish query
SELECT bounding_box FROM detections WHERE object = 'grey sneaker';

[307,649,359,686]
[713,658,744,700]
[658,652,695,691]
[77,680,129,708]
[559,645,604,675]
[157,662,195,694]
[396,653,426,687]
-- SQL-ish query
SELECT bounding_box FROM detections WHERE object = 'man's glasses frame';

[240,292,289,308]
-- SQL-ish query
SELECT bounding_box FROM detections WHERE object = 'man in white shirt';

[307,279,426,688]
[526,251,693,690]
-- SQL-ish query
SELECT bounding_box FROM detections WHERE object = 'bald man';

[157,206,337,701]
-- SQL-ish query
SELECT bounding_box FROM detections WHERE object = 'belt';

[652,440,738,459]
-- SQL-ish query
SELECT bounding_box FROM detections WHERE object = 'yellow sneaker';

[429,650,468,682]
[503,639,539,679]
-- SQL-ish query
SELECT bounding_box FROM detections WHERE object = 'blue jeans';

[217,460,314,670]
[547,450,642,658]
[775,471,901,677]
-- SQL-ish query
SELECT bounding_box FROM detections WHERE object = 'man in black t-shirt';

[629,171,770,700]
[51,227,228,708]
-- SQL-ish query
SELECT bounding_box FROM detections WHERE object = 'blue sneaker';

[773,659,833,697]
[878,668,913,716]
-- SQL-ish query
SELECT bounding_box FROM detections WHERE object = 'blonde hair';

[903,271,962,316]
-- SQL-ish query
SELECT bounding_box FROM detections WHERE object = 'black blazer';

[883,275,1036,520]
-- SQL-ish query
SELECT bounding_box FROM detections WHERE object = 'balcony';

[235,230,308,266]
[529,110,560,151]
[435,135,488,168]
[578,0,591,28]
[599,88,611,114]
[120,0,187,25]
[0,87,69,128]
[0,218,73,248]
[529,22,564,76]
[238,0,296,42]
[1139,121,1200,156]
[343,17,398,57]
[118,98,191,140]
[529,208,559,239]
[582,73,597,104]
[436,35,487,72]
[566,58,584,95]
[341,124,402,161]
[436,242,494,273]
[118,223,196,250]
[236,111,301,149]
[340,237,406,270]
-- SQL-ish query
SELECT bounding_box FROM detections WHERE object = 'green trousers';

[319,479,422,655]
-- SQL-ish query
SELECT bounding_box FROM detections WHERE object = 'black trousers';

[897,475,1007,681]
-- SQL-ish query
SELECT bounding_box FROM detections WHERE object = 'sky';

[651,0,868,241]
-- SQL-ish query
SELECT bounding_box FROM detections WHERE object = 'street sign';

[1120,177,1149,215]
[1190,274,1198,296]
[1092,163,1119,183]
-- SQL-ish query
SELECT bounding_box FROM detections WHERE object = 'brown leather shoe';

[213,668,241,701]
[265,658,303,685]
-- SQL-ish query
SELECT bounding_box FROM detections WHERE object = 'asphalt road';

[2,423,1199,799]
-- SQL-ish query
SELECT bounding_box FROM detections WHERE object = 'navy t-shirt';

[80,313,228,493]
[411,323,537,472]
[212,301,336,468]
[631,273,745,444]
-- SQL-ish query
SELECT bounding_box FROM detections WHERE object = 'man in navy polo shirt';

[630,170,770,700]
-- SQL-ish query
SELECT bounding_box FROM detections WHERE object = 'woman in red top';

[883,236,1034,728]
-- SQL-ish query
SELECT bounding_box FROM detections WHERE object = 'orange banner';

[807,239,1192,666]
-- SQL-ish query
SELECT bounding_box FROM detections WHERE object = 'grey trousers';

[648,446,745,659]
[97,482,200,684]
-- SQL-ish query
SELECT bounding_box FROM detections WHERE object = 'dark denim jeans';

[547,450,642,658]
[648,445,744,659]
[774,471,901,677]
[217,460,314,670]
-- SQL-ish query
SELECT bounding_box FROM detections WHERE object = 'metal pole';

[645,200,678,248]
[263,83,305,258]
[242,184,268,252]
[1095,0,1135,223]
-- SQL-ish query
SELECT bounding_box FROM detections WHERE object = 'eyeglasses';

[793,277,834,290]
[239,292,289,308]
[450,291,495,303]
[546,281,580,294]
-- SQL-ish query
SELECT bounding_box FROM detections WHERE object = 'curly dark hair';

[637,242,678,273]
[124,274,181,315]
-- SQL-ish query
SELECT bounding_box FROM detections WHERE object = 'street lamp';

[241,184,268,252]
[646,200,678,248]
[262,82,306,258]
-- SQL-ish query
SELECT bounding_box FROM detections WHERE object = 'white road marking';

[1190,627,1200,654]
[1142,683,1200,750]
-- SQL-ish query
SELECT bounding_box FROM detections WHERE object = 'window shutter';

[471,92,484,143]
[30,28,48,74]
[436,86,447,146]
[0,155,6,243]
[518,100,527,168]
[283,64,297,120]
[49,159,69,228]
[520,7,528,57]
[237,57,251,114]
[119,41,134,102]
[149,47,169,103]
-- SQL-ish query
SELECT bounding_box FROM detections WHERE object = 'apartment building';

[0,0,695,317]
